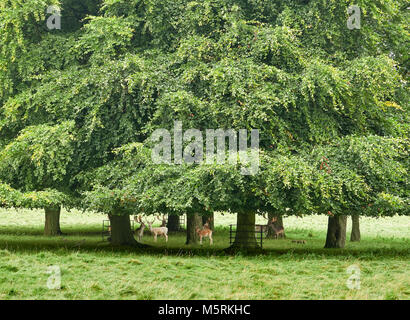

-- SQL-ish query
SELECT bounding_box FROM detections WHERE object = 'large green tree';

[0,0,148,235]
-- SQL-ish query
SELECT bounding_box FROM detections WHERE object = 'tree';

[316,136,409,248]
[0,0,154,236]
[0,181,69,235]
[83,143,151,246]
[129,0,408,248]
[186,213,203,245]
[0,122,75,235]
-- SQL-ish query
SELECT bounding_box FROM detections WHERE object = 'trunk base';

[186,213,202,245]
[228,212,261,250]
[44,207,63,236]
[324,215,347,248]
[109,214,139,246]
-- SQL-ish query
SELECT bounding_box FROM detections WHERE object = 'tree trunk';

[266,213,285,239]
[350,215,361,242]
[202,212,214,230]
[44,206,62,236]
[186,213,202,245]
[167,214,180,232]
[231,212,259,249]
[108,213,138,246]
[324,215,347,248]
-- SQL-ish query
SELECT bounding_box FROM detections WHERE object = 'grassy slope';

[0,209,409,300]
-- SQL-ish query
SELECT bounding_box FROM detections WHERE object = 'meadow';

[0,208,409,300]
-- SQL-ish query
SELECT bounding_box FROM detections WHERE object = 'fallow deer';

[255,216,286,239]
[146,217,168,242]
[134,215,146,241]
[255,215,276,235]
[196,218,213,245]
[271,221,285,239]
[292,240,306,244]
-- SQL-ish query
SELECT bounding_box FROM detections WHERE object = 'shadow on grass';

[0,227,104,237]
[0,231,409,259]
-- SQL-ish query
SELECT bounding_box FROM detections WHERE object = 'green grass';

[0,208,409,300]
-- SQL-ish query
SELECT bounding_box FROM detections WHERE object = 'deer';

[255,215,286,239]
[292,240,306,244]
[196,218,213,245]
[255,214,276,235]
[146,217,168,242]
[134,215,146,241]
[270,217,285,239]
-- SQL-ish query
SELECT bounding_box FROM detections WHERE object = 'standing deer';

[146,217,168,242]
[255,215,276,235]
[134,215,146,241]
[196,218,213,245]
[270,217,285,239]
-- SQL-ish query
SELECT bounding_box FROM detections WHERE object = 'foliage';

[0,0,408,219]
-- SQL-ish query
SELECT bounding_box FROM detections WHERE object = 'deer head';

[146,218,155,230]
[137,215,145,226]
[262,214,277,225]
[203,217,213,229]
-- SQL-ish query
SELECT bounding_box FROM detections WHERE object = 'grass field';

[0,208,409,300]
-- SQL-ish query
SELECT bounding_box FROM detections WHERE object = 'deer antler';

[155,214,167,227]
[141,217,150,226]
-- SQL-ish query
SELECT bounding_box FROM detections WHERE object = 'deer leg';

[165,234,168,242]
[154,234,157,242]
[210,235,213,245]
